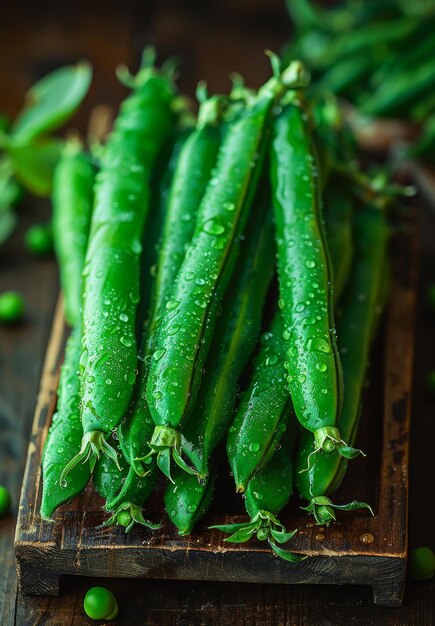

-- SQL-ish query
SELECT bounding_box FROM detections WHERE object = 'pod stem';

[136,425,198,482]
[116,46,177,90]
[102,502,161,533]
[302,495,374,526]
[59,431,120,484]
[300,426,365,473]
[210,510,306,563]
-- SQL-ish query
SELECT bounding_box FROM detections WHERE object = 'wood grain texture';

[14,208,417,608]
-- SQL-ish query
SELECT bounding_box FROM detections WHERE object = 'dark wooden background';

[0,1,434,624]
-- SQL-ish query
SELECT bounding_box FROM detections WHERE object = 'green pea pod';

[227,313,291,492]
[314,53,373,97]
[370,23,435,92]
[296,202,390,525]
[115,141,182,476]
[119,97,221,475]
[146,57,309,479]
[323,177,353,301]
[285,0,363,38]
[181,196,275,479]
[360,57,435,118]
[41,328,91,519]
[136,120,197,358]
[60,51,177,481]
[121,95,224,478]
[146,91,225,352]
[93,439,128,503]
[102,465,160,533]
[52,141,96,326]
[164,465,217,535]
[409,113,435,162]
[213,431,305,562]
[271,101,358,460]
[228,170,353,492]
[41,145,95,519]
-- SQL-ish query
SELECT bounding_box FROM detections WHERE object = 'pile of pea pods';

[41,49,395,561]
[285,0,435,123]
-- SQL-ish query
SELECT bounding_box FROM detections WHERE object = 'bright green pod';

[117,128,194,477]
[61,53,177,481]
[409,113,435,163]
[229,166,353,492]
[164,466,216,535]
[270,102,358,459]
[41,328,91,519]
[212,431,304,562]
[181,198,275,479]
[102,465,160,533]
[119,96,224,477]
[52,141,95,326]
[93,431,159,532]
[323,177,353,301]
[146,59,309,478]
[146,92,224,352]
[93,438,128,504]
[360,57,435,118]
[227,313,291,492]
[41,144,95,519]
[296,202,390,525]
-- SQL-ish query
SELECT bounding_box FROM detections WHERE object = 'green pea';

[25,223,53,256]
[0,486,11,517]
[117,510,132,527]
[0,291,25,323]
[426,371,435,394]
[83,586,119,621]
[409,547,435,580]
[427,284,435,310]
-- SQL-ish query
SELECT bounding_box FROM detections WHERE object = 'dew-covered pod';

[102,464,160,533]
[146,55,309,479]
[212,430,305,562]
[52,140,96,327]
[41,328,91,519]
[227,171,353,492]
[181,192,275,480]
[41,143,96,519]
[270,99,362,461]
[119,91,225,478]
[164,465,216,535]
[296,200,390,525]
[227,313,291,493]
[60,50,177,481]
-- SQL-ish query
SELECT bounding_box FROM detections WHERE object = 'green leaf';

[130,505,161,531]
[12,62,92,143]
[157,448,173,483]
[172,446,197,476]
[270,528,298,544]
[210,521,257,534]
[332,500,374,515]
[0,207,17,245]
[337,444,364,459]
[0,113,10,133]
[224,526,257,544]
[8,139,63,196]
[0,159,22,208]
[269,541,307,563]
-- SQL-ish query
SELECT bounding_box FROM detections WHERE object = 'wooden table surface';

[0,1,434,624]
